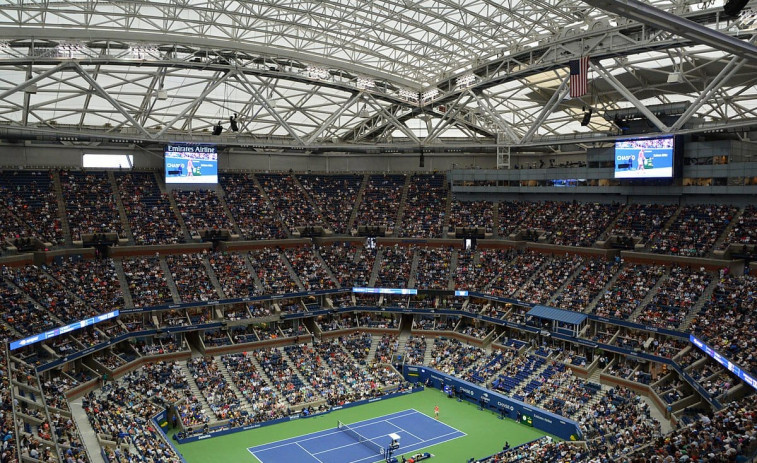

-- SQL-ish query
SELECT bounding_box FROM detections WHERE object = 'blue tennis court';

[248,409,466,463]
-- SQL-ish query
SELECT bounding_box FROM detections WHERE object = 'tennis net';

[337,420,384,455]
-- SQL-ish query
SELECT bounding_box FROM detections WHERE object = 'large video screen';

[165,144,218,184]
[614,136,675,179]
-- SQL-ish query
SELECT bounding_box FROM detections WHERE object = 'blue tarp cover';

[527,305,587,325]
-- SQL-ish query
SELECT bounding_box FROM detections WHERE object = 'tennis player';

[434,405,439,419]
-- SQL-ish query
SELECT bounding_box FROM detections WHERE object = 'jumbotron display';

[614,136,675,179]
[165,144,218,184]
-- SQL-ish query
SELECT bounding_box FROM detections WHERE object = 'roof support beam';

[590,61,669,132]
[425,91,473,143]
[155,71,231,138]
[72,62,151,138]
[582,0,757,63]
[670,55,749,131]
[520,76,569,144]
[0,62,72,101]
[364,94,420,143]
[306,92,360,145]
[234,72,304,145]
[469,90,521,143]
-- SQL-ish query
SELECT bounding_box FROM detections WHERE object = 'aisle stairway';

[159,256,182,303]
[68,398,107,463]
[178,361,215,421]
[392,174,412,237]
[628,267,671,321]
[51,170,73,246]
[107,170,134,244]
[112,259,135,309]
[347,174,369,232]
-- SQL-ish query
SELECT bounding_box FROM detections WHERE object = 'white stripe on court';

[297,442,326,463]
[248,409,419,452]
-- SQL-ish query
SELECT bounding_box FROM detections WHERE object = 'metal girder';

[155,71,231,138]
[306,92,360,145]
[0,62,72,101]
[71,62,151,137]
[364,94,421,143]
[582,0,757,63]
[590,61,669,132]
[469,91,521,143]
[234,72,304,145]
[520,76,570,144]
[670,52,751,131]
[425,91,474,143]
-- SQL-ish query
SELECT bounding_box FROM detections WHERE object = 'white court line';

[408,407,468,436]
[248,409,420,452]
[297,442,325,463]
[384,420,422,441]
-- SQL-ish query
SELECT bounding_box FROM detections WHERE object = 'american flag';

[569,56,590,98]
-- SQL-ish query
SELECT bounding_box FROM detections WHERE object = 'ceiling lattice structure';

[0,0,756,154]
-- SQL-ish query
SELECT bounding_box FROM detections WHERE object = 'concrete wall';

[0,144,496,172]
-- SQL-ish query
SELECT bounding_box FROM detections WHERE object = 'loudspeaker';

[724,0,749,17]
[580,108,593,126]
[419,153,425,167]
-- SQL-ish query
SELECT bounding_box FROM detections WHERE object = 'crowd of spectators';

[648,204,737,256]
[593,263,666,320]
[207,251,257,298]
[635,267,712,329]
[399,174,447,238]
[499,201,541,237]
[0,274,56,337]
[116,172,184,244]
[253,347,318,405]
[403,335,427,364]
[83,364,187,462]
[488,250,547,297]
[553,259,621,311]
[171,189,234,233]
[59,170,124,240]
[518,253,584,304]
[375,245,414,288]
[0,170,63,247]
[0,346,18,463]
[121,256,174,308]
[414,247,451,289]
[628,395,757,463]
[221,353,285,422]
[220,173,287,240]
[256,174,325,231]
[297,174,363,234]
[455,248,515,290]
[318,242,376,288]
[49,256,124,315]
[354,174,406,231]
[3,264,91,327]
[187,357,243,420]
[609,203,678,243]
[283,245,337,291]
[719,204,757,248]
[448,199,495,234]
[250,248,300,295]
[510,201,623,247]
[165,252,220,303]
[374,334,399,364]
[691,274,757,376]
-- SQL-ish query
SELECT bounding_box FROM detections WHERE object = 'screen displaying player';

[165,144,218,184]
[614,136,675,179]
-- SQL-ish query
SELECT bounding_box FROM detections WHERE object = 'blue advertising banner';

[403,366,582,441]
[10,310,119,351]
[171,387,423,444]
